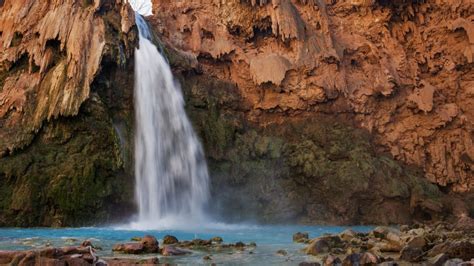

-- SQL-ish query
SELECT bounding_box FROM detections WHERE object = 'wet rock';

[235,241,245,248]
[299,262,321,266]
[322,254,342,266]
[249,242,257,247]
[163,235,179,245]
[81,240,93,247]
[294,232,310,243]
[162,246,191,256]
[400,225,410,232]
[377,262,397,266]
[0,246,98,265]
[306,239,330,255]
[141,235,159,253]
[276,249,288,256]
[372,227,400,239]
[112,243,145,254]
[105,257,160,265]
[342,253,360,266]
[203,255,212,260]
[427,253,448,266]
[399,246,423,262]
[359,252,379,265]
[445,241,474,261]
[406,236,427,250]
[130,237,142,241]
[444,258,464,266]
[339,229,356,242]
[210,236,223,243]
[306,236,343,255]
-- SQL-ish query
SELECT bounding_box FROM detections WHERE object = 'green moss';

[0,96,133,227]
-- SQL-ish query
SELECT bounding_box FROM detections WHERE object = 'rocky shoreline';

[297,217,474,266]
[1,219,473,265]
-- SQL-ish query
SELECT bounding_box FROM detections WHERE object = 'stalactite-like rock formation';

[152,0,473,193]
[0,0,135,154]
[0,0,137,226]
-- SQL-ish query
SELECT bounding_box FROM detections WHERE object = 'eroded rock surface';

[0,0,137,226]
[150,0,473,193]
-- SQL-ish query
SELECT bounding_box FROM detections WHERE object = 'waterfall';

[131,12,210,229]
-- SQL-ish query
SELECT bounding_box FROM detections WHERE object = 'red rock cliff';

[150,0,473,192]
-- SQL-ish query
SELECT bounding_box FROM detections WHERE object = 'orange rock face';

[150,0,473,192]
[0,0,135,154]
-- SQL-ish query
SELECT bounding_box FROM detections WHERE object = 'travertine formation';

[150,0,473,192]
[0,0,135,154]
[0,0,137,226]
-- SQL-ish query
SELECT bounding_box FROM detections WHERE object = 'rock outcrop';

[0,0,472,226]
[0,0,137,226]
[150,0,473,223]
[150,0,473,193]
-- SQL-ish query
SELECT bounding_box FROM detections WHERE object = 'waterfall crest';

[131,11,210,229]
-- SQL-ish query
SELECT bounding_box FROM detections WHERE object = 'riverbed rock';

[406,236,427,250]
[210,236,223,244]
[294,232,310,243]
[163,235,179,245]
[141,235,159,253]
[299,262,321,266]
[322,254,342,266]
[276,249,288,256]
[399,246,423,262]
[162,246,191,256]
[342,253,360,266]
[105,257,160,265]
[427,253,449,266]
[359,252,379,265]
[112,243,145,254]
[0,246,98,265]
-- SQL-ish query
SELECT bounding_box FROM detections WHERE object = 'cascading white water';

[131,8,210,229]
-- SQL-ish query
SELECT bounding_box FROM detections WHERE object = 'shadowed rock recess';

[0,0,472,226]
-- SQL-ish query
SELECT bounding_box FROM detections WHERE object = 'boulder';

[359,252,379,265]
[276,249,288,256]
[105,257,159,265]
[399,246,423,262]
[406,236,427,250]
[444,258,464,266]
[306,239,330,255]
[294,232,310,243]
[299,262,321,266]
[112,243,145,254]
[372,227,400,239]
[342,253,360,266]
[445,241,474,261]
[161,246,191,256]
[163,235,179,245]
[339,229,356,242]
[427,240,474,261]
[210,236,223,243]
[427,253,448,266]
[141,235,159,253]
[322,254,342,266]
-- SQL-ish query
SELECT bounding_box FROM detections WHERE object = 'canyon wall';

[0,0,137,226]
[0,0,472,226]
[151,0,473,223]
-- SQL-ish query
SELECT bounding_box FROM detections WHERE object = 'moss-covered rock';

[0,95,133,227]
[180,72,456,225]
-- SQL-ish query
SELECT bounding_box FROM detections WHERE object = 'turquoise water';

[0,225,372,265]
